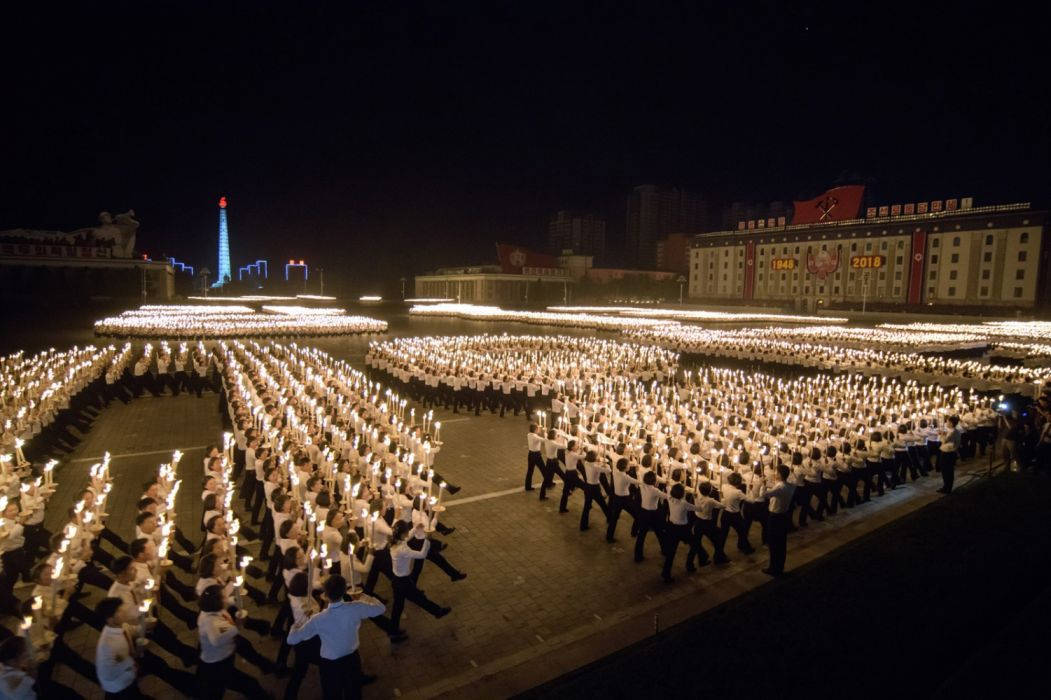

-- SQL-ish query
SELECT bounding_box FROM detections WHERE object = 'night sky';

[1,2,1047,295]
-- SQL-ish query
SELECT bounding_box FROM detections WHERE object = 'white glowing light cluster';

[94,305,387,338]
[186,294,335,302]
[261,305,346,316]
[367,335,992,496]
[727,325,989,352]
[531,366,994,502]
[404,297,455,303]
[222,340,451,573]
[625,326,1050,394]
[881,321,1051,343]
[133,304,255,314]
[409,303,677,330]
[367,335,679,390]
[547,305,847,324]
[1,346,116,456]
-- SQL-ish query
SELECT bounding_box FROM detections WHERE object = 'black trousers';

[198,653,266,699]
[558,469,583,512]
[525,450,543,490]
[767,512,790,574]
[390,574,443,632]
[579,483,608,530]
[940,450,957,492]
[718,510,753,552]
[605,493,635,541]
[319,650,364,700]
[662,522,694,579]
[539,457,565,499]
[363,547,393,595]
[281,638,321,699]
[633,508,662,562]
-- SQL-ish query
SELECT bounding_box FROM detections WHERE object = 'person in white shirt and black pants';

[388,521,451,640]
[763,464,796,577]
[196,584,268,699]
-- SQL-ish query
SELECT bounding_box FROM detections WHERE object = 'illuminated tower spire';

[213,195,231,286]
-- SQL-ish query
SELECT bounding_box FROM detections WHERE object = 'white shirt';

[526,432,542,452]
[198,611,239,663]
[95,624,137,693]
[286,597,385,659]
[766,482,797,514]
[391,539,430,577]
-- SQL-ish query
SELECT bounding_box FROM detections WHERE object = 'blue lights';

[166,257,195,276]
[238,259,269,281]
[213,196,231,286]
[285,260,309,281]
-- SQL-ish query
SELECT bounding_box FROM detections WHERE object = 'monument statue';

[0,209,140,258]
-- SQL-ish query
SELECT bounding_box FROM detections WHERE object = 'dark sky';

[1,1,1048,295]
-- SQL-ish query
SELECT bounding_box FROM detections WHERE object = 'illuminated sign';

[770,258,797,271]
[850,255,885,269]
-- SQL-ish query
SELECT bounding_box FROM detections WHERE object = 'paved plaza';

[26,349,994,700]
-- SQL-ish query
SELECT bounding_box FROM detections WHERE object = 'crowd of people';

[94,305,388,339]
[366,333,1002,579]
[365,334,678,418]
[625,326,1049,396]
[0,341,470,699]
[2,324,1046,698]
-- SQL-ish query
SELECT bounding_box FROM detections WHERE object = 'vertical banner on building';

[743,240,756,301]
[908,228,927,304]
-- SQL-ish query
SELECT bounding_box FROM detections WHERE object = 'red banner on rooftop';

[791,185,866,225]
[495,243,558,274]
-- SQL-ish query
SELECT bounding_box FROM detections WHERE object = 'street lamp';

[677,275,687,304]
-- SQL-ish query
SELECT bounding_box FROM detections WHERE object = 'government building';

[689,194,1049,312]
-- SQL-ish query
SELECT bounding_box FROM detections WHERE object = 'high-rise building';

[547,211,606,258]
[213,195,231,286]
[626,185,708,269]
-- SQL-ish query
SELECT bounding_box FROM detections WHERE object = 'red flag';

[791,185,865,225]
[495,244,558,274]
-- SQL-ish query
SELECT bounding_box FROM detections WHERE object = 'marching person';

[525,424,544,492]
[196,584,269,699]
[388,521,451,640]
[763,464,795,577]
[286,574,384,700]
